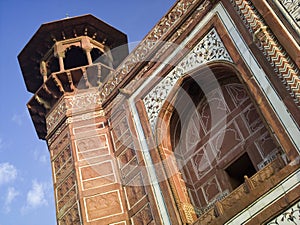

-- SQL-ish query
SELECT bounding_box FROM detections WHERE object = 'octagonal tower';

[18,15,129,225]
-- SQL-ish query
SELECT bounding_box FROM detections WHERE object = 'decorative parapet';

[28,62,110,139]
[143,28,233,130]
[194,190,229,217]
[230,0,300,106]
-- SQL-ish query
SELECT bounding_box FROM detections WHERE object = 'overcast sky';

[0,1,175,224]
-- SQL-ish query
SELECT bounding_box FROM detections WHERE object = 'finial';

[65,13,70,18]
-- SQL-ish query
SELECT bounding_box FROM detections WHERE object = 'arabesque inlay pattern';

[267,201,300,224]
[143,28,232,129]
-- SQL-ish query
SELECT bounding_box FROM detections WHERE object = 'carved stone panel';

[109,104,157,223]
[75,134,109,162]
[109,106,139,180]
[79,160,116,191]
[53,145,73,184]
[201,176,222,204]
[84,190,123,222]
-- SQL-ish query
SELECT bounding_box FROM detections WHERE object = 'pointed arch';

[154,62,284,220]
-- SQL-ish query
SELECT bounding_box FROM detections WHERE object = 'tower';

[18,15,130,225]
[19,1,300,224]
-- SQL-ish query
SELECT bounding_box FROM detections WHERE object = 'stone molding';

[46,90,104,136]
[98,0,209,101]
[231,0,300,105]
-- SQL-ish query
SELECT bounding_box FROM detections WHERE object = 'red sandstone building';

[18,0,300,224]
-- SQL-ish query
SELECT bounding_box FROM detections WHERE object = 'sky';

[0,1,175,224]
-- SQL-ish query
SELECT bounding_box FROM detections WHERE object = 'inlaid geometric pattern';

[131,203,154,225]
[231,0,300,105]
[75,134,109,162]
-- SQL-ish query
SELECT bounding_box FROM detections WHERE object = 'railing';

[51,62,114,90]
[27,61,114,139]
[192,154,286,224]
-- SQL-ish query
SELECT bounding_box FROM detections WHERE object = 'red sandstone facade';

[18,1,300,224]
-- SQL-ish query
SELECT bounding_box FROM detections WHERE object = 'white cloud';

[3,187,19,213]
[33,149,48,164]
[21,180,49,214]
[0,163,17,186]
[38,155,47,164]
[11,112,25,126]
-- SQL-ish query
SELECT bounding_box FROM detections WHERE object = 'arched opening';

[165,64,282,216]
[64,46,88,70]
[91,47,113,67]
[90,48,103,62]
[48,56,59,75]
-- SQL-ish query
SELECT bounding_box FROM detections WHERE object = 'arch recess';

[154,62,284,221]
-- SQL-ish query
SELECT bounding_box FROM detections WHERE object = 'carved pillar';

[156,108,197,224]
[81,36,93,65]
[57,52,65,72]
[54,42,66,71]
[40,61,48,82]
[85,49,93,65]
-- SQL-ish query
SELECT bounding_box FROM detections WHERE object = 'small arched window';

[48,56,59,75]
[90,48,103,62]
[64,46,88,70]
[91,47,112,67]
